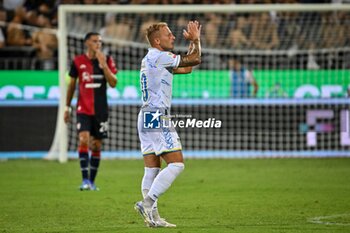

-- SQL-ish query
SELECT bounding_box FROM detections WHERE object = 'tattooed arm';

[174,21,202,74]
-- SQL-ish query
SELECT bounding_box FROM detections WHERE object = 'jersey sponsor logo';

[82,72,103,84]
[85,83,102,88]
[91,74,104,80]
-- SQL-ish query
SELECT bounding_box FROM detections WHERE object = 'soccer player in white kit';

[134,21,201,227]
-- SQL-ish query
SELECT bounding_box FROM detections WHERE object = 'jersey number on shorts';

[99,121,108,133]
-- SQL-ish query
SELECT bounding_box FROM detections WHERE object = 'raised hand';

[183,20,201,42]
[95,49,107,69]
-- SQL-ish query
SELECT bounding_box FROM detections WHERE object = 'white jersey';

[140,48,181,110]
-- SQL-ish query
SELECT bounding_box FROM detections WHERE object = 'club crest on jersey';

[79,64,87,69]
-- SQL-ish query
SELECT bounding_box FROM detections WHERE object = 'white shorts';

[137,110,182,156]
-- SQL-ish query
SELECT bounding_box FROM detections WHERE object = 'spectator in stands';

[36,2,57,26]
[70,14,94,34]
[249,13,279,50]
[22,0,54,26]
[200,14,224,69]
[226,16,251,49]
[2,0,25,21]
[83,0,96,4]
[0,9,6,22]
[0,28,5,48]
[172,0,194,3]
[23,0,42,11]
[96,0,111,3]
[237,0,256,3]
[139,15,157,42]
[299,0,328,3]
[203,13,222,47]
[221,0,236,3]
[2,0,24,20]
[174,15,189,45]
[277,11,302,51]
[229,58,258,98]
[3,0,25,10]
[31,11,57,69]
[275,0,298,3]
[320,12,347,49]
[99,13,133,42]
[60,0,76,3]
[343,12,350,47]
[295,11,322,69]
[6,7,32,46]
[333,0,350,3]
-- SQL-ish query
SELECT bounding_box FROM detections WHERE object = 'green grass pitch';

[1,158,350,233]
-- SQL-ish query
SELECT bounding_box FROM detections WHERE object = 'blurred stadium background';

[1,1,350,233]
[0,0,349,160]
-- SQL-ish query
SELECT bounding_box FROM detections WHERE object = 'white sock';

[143,188,161,220]
[147,162,185,201]
[141,167,161,198]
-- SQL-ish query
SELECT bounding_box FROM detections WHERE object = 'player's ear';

[154,38,160,46]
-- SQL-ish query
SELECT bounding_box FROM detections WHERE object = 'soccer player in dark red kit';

[64,32,118,191]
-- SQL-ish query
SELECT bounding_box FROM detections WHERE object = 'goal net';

[47,4,350,162]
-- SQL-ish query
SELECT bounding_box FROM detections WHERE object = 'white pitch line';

[308,213,350,226]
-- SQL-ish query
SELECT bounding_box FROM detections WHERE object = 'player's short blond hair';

[146,22,168,46]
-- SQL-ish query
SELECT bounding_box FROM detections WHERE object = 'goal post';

[47,4,350,162]
[45,6,68,163]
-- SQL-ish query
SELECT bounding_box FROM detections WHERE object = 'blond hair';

[146,22,168,46]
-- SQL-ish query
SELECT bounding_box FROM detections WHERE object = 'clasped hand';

[183,20,201,42]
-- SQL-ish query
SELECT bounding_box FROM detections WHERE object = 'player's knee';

[79,140,89,148]
[79,136,89,147]
[168,162,185,176]
[91,140,102,152]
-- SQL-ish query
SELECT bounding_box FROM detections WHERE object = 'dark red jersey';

[69,54,117,117]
